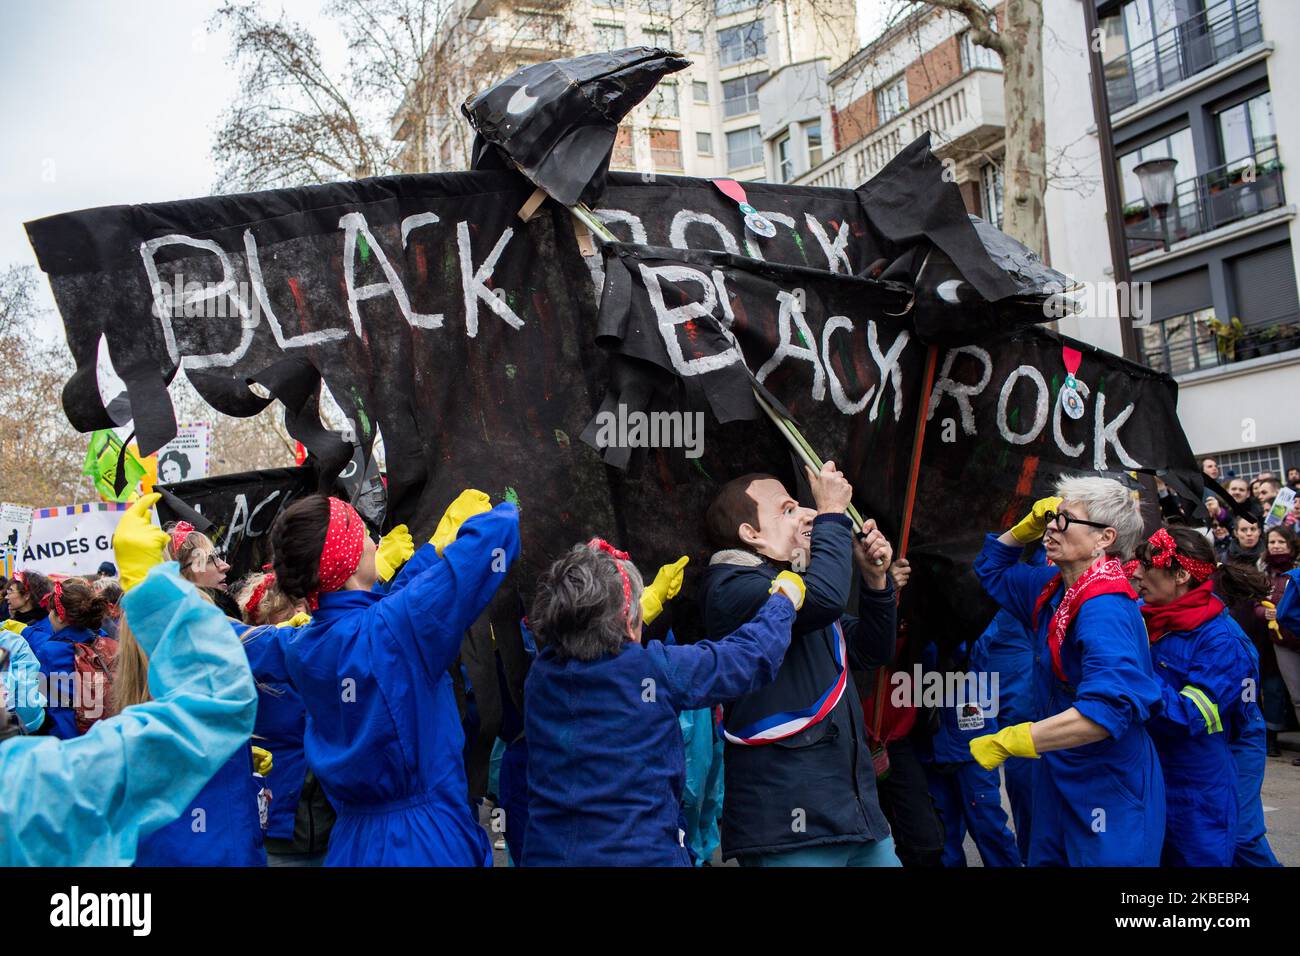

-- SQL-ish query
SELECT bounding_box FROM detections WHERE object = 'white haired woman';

[969,476,1165,866]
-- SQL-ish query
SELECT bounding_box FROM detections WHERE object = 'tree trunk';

[1000,0,1047,256]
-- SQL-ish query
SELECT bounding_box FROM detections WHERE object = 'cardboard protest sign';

[156,422,211,483]
[1266,487,1296,528]
[0,504,34,577]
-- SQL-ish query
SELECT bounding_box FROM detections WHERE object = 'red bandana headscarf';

[243,571,276,622]
[170,521,197,554]
[40,579,67,620]
[1033,558,1137,683]
[587,537,632,619]
[308,498,367,610]
[1143,527,1217,581]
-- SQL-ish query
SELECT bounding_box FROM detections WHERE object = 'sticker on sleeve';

[957,703,985,731]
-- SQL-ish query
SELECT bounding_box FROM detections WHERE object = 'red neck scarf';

[309,499,366,610]
[1140,580,1225,643]
[1033,557,1137,682]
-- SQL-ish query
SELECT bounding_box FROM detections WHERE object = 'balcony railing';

[1104,0,1263,114]
[1138,311,1300,376]
[797,68,1003,189]
[1124,146,1285,257]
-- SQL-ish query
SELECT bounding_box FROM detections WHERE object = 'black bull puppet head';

[25,137,1201,798]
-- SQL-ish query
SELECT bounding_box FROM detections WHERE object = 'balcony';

[1104,0,1262,114]
[1137,311,1300,377]
[796,67,1004,190]
[1123,146,1285,257]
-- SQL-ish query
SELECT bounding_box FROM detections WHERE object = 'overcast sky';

[1,0,894,336]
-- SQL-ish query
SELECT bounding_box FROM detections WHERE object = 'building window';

[776,134,793,182]
[517,13,564,45]
[594,23,626,49]
[639,0,672,15]
[1118,126,1194,204]
[697,131,713,155]
[693,80,709,104]
[687,30,704,53]
[959,22,1001,72]
[646,81,678,118]
[643,26,672,48]
[715,0,759,15]
[593,0,624,7]
[980,162,1003,228]
[806,121,823,168]
[1210,446,1284,483]
[721,71,767,118]
[1138,308,1218,375]
[1216,90,1276,169]
[718,20,765,67]
[726,126,763,170]
[875,75,908,124]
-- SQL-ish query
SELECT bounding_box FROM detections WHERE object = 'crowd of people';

[1,459,1298,868]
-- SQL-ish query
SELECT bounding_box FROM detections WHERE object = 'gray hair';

[1054,475,1144,558]
[530,544,645,661]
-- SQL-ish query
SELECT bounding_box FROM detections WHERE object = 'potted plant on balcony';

[1208,316,1244,362]
[1257,325,1282,356]
[1270,321,1300,354]
[1122,201,1148,226]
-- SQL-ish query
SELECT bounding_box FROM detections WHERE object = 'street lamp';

[1130,156,1179,251]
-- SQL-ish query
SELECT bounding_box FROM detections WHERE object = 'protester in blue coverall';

[522,540,803,866]
[974,606,1036,862]
[1130,526,1262,866]
[971,477,1165,866]
[27,578,112,739]
[0,561,257,866]
[269,490,519,866]
[920,638,1021,867]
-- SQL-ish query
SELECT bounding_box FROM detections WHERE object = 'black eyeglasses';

[1043,510,1110,533]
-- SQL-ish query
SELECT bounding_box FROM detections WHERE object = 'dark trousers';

[875,737,945,868]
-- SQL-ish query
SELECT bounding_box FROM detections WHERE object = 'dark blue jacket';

[522,592,796,866]
[698,513,895,859]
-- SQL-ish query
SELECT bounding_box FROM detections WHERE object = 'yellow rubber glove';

[375,524,414,582]
[970,722,1039,770]
[1010,496,1064,544]
[251,746,273,777]
[1,619,27,635]
[768,570,807,610]
[430,490,492,555]
[113,492,171,592]
[286,611,312,628]
[640,555,689,625]
[1262,601,1281,636]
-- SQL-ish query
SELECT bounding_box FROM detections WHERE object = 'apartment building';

[1081,0,1300,479]
[782,5,1006,216]
[391,0,858,182]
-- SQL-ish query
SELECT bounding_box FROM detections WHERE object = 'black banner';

[156,466,317,581]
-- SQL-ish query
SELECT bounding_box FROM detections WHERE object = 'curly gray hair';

[529,544,645,661]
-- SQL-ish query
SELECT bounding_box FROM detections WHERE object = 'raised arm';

[370,502,521,681]
[656,587,799,711]
[973,533,1059,631]
[0,563,257,866]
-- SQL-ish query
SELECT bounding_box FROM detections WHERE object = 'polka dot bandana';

[243,571,276,623]
[170,521,196,555]
[586,537,632,620]
[309,498,366,610]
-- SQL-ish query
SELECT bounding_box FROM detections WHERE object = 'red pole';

[898,343,941,560]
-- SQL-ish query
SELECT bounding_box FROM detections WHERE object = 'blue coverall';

[282,503,520,866]
[1146,609,1253,866]
[921,640,1021,867]
[978,609,1037,863]
[29,624,96,740]
[975,535,1166,866]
